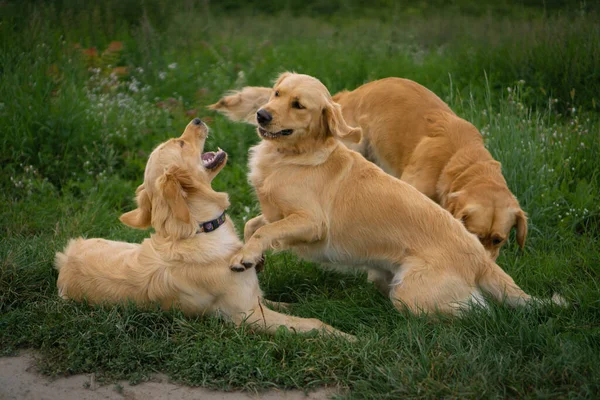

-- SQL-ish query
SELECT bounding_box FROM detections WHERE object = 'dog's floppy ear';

[456,204,480,225]
[157,165,195,223]
[120,184,152,229]
[323,98,361,144]
[208,86,273,125]
[514,209,528,249]
[446,192,481,225]
[443,191,464,215]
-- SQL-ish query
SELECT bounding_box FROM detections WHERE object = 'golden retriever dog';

[55,118,352,338]
[224,73,562,315]
[210,77,526,260]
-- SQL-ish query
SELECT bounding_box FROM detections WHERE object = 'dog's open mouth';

[201,149,227,169]
[258,127,294,139]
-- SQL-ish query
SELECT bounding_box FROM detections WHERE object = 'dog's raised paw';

[230,250,263,272]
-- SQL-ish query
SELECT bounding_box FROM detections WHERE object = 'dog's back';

[333,77,526,259]
[55,237,143,303]
[333,78,474,177]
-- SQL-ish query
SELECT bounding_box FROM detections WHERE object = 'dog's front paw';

[230,250,263,272]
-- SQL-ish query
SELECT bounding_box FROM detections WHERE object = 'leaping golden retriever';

[55,118,352,339]
[225,73,562,315]
[210,77,526,260]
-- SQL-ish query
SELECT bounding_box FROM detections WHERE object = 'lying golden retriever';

[210,77,526,260]
[55,118,352,338]
[224,73,562,315]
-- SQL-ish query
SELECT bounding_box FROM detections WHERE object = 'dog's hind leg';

[233,301,355,340]
[477,262,567,308]
[477,262,531,307]
[262,299,292,311]
[388,258,477,316]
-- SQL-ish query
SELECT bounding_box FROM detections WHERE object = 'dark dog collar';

[196,211,227,234]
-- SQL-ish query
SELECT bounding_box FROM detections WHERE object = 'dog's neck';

[147,214,241,265]
[261,136,339,166]
[196,211,227,234]
[149,194,232,243]
[188,200,228,226]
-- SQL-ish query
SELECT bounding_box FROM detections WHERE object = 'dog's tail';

[208,86,273,126]
[477,262,566,307]
[55,238,84,300]
[54,251,67,272]
[54,238,81,271]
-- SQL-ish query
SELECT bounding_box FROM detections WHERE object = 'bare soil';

[0,351,335,400]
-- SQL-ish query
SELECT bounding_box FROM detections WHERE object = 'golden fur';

[55,119,352,338]
[223,73,561,315]
[210,77,526,260]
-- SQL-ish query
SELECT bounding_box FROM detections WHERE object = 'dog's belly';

[293,241,400,275]
[179,291,217,314]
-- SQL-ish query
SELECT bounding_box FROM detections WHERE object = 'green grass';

[1,1,600,398]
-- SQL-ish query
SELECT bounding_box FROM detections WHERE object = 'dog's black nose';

[192,118,202,125]
[256,109,272,125]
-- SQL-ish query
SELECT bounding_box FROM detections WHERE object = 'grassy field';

[1,1,600,398]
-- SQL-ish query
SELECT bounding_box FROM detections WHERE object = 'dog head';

[119,119,230,239]
[445,185,527,260]
[254,73,361,149]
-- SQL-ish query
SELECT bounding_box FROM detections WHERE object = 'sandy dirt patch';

[0,351,335,400]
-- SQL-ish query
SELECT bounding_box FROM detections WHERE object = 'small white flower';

[158,71,166,80]
[168,63,178,70]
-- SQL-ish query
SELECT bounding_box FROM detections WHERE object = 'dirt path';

[0,352,334,400]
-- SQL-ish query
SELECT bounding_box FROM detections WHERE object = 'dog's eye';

[178,140,185,148]
[274,90,280,97]
[492,237,503,246]
[291,100,304,109]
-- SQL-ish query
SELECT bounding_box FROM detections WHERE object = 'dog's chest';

[248,148,286,218]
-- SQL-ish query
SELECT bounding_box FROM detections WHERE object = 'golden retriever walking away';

[210,77,526,260]
[224,73,563,315]
[55,119,353,339]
